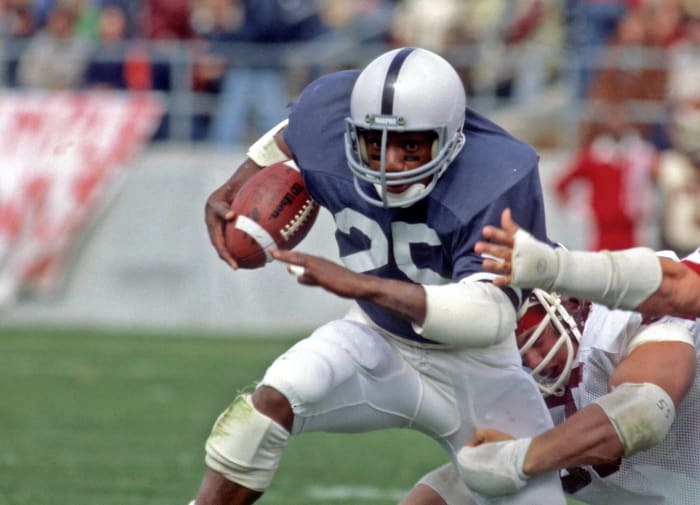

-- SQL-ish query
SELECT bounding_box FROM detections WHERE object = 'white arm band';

[625,320,695,357]
[511,229,662,310]
[593,382,675,457]
[413,281,516,347]
[246,119,289,167]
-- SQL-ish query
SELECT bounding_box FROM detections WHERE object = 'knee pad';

[205,394,289,491]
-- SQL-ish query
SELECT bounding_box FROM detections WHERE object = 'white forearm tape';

[414,281,516,347]
[246,119,289,167]
[625,320,695,357]
[593,382,675,457]
[457,438,532,496]
[205,394,289,491]
[511,229,662,309]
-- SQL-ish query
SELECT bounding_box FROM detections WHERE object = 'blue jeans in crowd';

[209,67,289,149]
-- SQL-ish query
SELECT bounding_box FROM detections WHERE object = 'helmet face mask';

[516,289,587,397]
[345,47,466,208]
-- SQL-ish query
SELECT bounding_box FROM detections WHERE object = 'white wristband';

[457,438,532,496]
[510,229,559,290]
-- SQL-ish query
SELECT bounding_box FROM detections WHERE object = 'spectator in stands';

[555,102,659,251]
[667,13,700,106]
[485,0,563,107]
[565,0,637,97]
[579,5,668,147]
[83,3,130,89]
[645,0,685,48]
[315,0,395,69]
[79,2,151,91]
[319,0,395,47]
[0,1,37,87]
[131,0,189,140]
[659,8,700,255]
[657,102,700,257]
[16,3,89,89]
[207,0,328,149]
[189,0,240,140]
[390,0,464,54]
[389,0,485,101]
[140,0,193,40]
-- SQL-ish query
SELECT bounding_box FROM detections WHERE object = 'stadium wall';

[0,146,587,336]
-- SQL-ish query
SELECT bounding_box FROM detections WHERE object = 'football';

[224,160,319,269]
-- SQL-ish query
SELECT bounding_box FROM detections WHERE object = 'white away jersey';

[569,304,700,505]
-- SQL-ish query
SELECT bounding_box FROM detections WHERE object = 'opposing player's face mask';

[516,290,588,397]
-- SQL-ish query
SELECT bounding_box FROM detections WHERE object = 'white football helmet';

[344,47,466,207]
[516,289,587,397]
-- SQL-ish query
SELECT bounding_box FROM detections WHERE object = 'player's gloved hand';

[456,437,532,496]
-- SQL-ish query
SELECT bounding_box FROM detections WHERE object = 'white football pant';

[213,305,565,505]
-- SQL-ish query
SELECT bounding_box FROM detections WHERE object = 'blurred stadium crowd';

[1,0,699,255]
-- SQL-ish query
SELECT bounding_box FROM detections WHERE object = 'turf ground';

[0,326,589,505]
[0,326,448,505]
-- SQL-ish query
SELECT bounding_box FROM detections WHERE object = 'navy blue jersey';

[284,70,548,344]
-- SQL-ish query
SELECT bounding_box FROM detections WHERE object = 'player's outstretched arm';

[271,248,427,325]
[272,248,516,348]
[458,323,695,497]
[475,208,664,313]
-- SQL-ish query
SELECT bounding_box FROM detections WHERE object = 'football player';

[197,47,566,505]
[474,208,700,318]
[403,286,700,505]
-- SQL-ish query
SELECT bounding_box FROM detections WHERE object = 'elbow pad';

[414,281,516,347]
[593,382,675,457]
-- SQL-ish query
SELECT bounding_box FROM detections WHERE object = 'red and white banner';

[0,92,162,306]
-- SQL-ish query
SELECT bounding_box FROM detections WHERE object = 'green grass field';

[0,326,449,505]
[0,326,590,505]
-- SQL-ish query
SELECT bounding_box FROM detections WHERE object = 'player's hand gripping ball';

[225,160,319,269]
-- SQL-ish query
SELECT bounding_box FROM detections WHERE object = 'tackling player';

[196,47,566,505]
[474,208,700,318]
[402,287,700,505]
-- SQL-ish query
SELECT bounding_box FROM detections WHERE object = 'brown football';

[224,160,319,269]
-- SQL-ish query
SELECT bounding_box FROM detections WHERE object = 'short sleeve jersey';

[554,304,700,504]
[284,70,548,344]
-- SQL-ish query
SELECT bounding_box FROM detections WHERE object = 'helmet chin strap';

[374,182,428,208]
